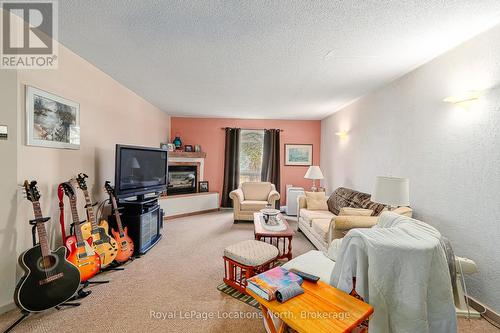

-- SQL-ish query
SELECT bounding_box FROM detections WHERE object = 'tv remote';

[290,269,320,283]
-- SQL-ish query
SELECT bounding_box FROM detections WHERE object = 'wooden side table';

[247,280,373,333]
[253,213,295,260]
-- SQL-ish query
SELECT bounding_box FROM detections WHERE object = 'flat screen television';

[115,144,168,198]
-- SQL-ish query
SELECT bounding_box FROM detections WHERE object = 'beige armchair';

[229,182,280,222]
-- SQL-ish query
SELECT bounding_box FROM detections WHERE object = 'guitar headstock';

[104,181,115,196]
[23,180,40,202]
[76,173,88,191]
[61,182,76,200]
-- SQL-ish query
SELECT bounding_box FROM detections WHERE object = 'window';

[239,129,264,183]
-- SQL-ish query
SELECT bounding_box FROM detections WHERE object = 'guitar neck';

[32,201,50,257]
[110,196,125,236]
[82,189,98,228]
[68,198,85,246]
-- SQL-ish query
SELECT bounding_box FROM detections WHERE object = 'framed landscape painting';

[285,144,313,166]
[26,86,80,149]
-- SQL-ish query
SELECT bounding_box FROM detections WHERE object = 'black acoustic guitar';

[14,181,81,312]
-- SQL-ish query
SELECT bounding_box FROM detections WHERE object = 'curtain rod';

[220,127,284,132]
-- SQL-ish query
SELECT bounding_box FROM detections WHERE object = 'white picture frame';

[26,86,80,149]
[285,144,313,166]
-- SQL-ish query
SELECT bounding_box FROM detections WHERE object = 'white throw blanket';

[330,212,457,333]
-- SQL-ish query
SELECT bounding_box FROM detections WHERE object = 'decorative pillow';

[305,192,329,211]
[326,238,343,261]
[392,206,413,217]
[339,207,374,216]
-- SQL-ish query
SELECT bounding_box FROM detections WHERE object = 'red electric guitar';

[104,181,134,263]
[61,182,101,282]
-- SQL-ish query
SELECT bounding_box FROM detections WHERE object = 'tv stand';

[122,192,160,204]
[110,193,164,255]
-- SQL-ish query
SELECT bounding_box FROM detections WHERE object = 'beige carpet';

[0,211,497,332]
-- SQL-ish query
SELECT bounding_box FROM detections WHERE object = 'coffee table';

[254,212,295,261]
[247,280,374,333]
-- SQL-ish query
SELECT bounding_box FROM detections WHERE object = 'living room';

[1,1,500,333]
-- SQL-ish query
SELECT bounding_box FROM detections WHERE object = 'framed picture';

[167,143,175,152]
[26,86,80,149]
[184,145,193,152]
[285,144,313,166]
[198,181,209,192]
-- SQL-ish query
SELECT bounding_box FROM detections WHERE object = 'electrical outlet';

[0,125,7,140]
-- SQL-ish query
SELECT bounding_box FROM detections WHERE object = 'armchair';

[229,182,280,222]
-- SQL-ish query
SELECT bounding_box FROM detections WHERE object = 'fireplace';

[167,165,198,195]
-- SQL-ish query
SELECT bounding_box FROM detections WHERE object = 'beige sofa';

[298,187,412,252]
[229,182,280,222]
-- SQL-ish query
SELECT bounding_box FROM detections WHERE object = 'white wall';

[0,70,18,313]
[321,23,500,312]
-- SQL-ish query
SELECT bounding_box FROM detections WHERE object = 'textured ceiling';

[58,1,500,119]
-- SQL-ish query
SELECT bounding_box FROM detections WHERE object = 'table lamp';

[304,166,324,192]
[372,176,409,210]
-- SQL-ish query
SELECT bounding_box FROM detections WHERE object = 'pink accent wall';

[171,117,321,205]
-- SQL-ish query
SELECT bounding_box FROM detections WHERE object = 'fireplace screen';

[167,165,197,195]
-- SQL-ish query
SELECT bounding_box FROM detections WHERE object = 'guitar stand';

[101,261,125,271]
[86,279,110,285]
[55,302,80,309]
[72,281,92,299]
[29,217,50,244]
[102,267,124,271]
[3,300,84,333]
[3,311,30,333]
[73,278,110,300]
[84,202,99,208]
[3,222,83,333]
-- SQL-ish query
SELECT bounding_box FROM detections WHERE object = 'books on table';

[247,267,303,301]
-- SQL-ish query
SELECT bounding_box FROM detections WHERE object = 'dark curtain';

[261,129,281,207]
[221,128,241,208]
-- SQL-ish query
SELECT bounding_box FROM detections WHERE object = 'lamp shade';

[304,166,324,180]
[131,157,141,169]
[372,176,410,207]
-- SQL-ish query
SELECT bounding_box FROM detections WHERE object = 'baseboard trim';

[467,295,500,325]
[0,302,16,315]
[164,208,220,220]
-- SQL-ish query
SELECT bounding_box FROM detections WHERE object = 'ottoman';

[223,240,279,294]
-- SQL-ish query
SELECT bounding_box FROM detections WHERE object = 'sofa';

[297,187,412,251]
[229,182,280,222]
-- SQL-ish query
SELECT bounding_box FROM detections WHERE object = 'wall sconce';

[335,131,348,139]
[443,91,482,110]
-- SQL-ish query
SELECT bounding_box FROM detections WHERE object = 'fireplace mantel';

[169,151,206,158]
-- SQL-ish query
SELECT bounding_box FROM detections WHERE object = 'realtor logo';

[1,1,58,68]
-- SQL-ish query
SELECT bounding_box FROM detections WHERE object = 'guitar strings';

[34,202,51,280]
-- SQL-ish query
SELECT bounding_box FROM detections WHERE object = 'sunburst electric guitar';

[62,182,101,282]
[15,181,81,312]
[76,174,118,267]
[104,181,134,262]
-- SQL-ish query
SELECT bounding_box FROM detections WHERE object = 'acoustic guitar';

[76,174,118,267]
[15,181,81,312]
[104,181,134,262]
[62,182,101,282]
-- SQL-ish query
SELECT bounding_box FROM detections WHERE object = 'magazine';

[247,267,303,301]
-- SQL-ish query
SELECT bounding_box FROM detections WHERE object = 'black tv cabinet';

[110,194,164,255]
